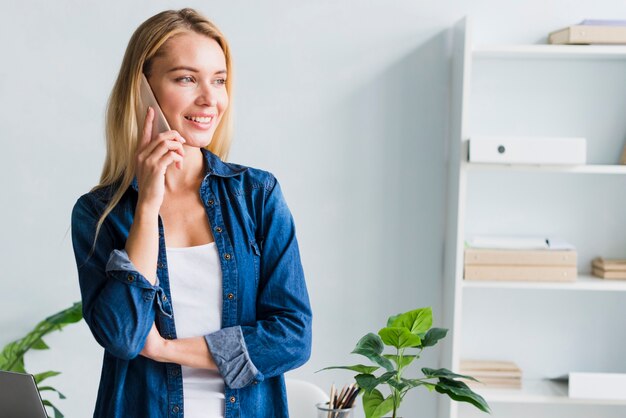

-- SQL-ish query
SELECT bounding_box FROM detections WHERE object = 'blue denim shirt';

[71,149,312,418]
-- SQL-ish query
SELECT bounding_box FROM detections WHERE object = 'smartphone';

[138,73,170,137]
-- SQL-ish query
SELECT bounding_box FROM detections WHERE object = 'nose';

[195,81,218,107]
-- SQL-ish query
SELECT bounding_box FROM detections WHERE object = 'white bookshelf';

[440,18,626,418]
[478,380,626,406]
[463,274,626,292]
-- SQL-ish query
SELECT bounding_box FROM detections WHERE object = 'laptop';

[0,370,48,418]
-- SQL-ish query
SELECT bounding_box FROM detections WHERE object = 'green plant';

[319,307,490,418]
[0,302,83,418]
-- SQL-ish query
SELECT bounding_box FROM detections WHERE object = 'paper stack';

[592,258,626,280]
[464,236,577,282]
[460,360,522,389]
[549,20,626,45]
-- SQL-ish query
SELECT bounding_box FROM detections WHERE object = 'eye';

[212,78,227,86]
[176,76,195,84]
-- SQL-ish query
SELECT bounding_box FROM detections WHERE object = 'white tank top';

[166,242,225,418]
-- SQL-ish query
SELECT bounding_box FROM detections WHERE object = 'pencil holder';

[316,402,355,418]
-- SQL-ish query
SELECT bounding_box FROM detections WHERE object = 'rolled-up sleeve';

[205,176,312,389]
[71,195,167,360]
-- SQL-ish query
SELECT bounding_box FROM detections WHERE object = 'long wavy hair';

[91,8,233,248]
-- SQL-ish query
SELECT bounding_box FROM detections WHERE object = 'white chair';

[286,378,329,418]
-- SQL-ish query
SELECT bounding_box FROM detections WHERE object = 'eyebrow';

[167,66,227,75]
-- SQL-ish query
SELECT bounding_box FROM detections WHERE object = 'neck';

[164,146,205,193]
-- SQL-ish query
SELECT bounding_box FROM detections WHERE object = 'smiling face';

[147,31,229,148]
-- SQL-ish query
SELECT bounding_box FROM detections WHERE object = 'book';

[465,248,577,266]
[592,267,626,280]
[549,25,626,44]
[592,257,626,271]
[464,265,576,281]
[460,360,522,389]
[580,19,626,26]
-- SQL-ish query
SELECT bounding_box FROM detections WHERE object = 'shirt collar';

[131,148,247,192]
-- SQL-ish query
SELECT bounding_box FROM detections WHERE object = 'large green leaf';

[383,354,416,369]
[423,367,479,382]
[351,333,394,372]
[387,307,433,335]
[34,371,61,384]
[355,371,396,393]
[435,378,490,413]
[378,327,421,349]
[317,364,380,374]
[43,400,64,418]
[38,386,66,400]
[362,389,395,418]
[420,328,448,348]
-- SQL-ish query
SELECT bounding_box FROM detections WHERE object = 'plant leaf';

[435,378,490,413]
[386,314,400,328]
[355,371,396,393]
[378,327,421,349]
[38,386,66,399]
[422,367,479,382]
[351,333,394,372]
[31,339,50,350]
[387,307,433,335]
[383,354,416,369]
[362,389,395,418]
[33,371,61,384]
[420,327,448,348]
[42,399,64,418]
[316,364,380,374]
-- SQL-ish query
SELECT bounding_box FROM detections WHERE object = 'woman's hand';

[140,323,166,361]
[135,107,186,212]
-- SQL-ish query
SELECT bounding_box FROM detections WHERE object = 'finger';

[141,130,186,156]
[140,107,155,149]
[139,136,185,164]
[160,151,184,173]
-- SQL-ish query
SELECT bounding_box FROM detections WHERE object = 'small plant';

[319,307,490,418]
[0,302,83,418]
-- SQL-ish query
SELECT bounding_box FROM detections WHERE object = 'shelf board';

[463,274,626,291]
[476,379,626,405]
[465,163,626,175]
[473,44,626,60]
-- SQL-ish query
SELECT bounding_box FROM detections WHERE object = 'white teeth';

[186,116,212,123]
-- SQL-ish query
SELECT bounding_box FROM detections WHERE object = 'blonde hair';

[91,8,233,248]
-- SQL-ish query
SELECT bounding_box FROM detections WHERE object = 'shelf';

[464,163,626,175]
[477,379,626,405]
[473,45,626,60]
[463,274,626,291]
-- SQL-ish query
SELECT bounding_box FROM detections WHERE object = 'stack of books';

[592,257,626,280]
[549,20,626,45]
[460,360,522,389]
[464,236,577,282]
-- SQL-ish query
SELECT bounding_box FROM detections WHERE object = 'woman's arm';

[140,324,218,370]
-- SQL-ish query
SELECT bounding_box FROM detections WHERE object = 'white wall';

[2,1,626,417]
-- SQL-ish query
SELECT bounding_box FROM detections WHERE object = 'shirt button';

[172,405,180,413]
[162,294,167,302]
[227,293,234,300]
[224,253,232,260]
[253,380,258,385]
[127,274,134,283]
[172,369,180,376]
[215,226,223,233]
[207,199,215,205]
[157,262,164,269]
[229,396,236,403]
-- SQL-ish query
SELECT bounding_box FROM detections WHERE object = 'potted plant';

[319,307,490,418]
[0,302,83,418]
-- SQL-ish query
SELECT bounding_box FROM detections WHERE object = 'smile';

[184,115,213,124]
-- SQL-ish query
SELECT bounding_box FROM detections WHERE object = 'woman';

[71,8,312,418]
